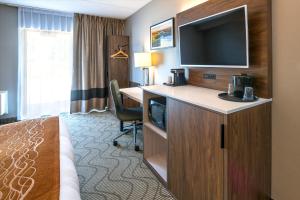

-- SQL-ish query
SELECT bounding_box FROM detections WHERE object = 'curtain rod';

[1,2,126,20]
[2,2,74,15]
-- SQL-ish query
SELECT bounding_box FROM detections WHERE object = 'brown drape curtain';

[71,14,125,113]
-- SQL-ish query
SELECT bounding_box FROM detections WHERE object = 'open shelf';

[143,90,168,184]
[144,122,167,140]
[146,153,167,182]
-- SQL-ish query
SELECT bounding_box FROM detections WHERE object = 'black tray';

[163,82,176,87]
[218,93,258,102]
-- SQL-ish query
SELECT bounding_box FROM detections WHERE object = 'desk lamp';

[134,52,152,86]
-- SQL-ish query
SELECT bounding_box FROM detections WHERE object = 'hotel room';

[0,0,299,199]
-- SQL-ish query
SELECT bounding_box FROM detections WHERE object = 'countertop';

[142,85,272,114]
[119,87,143,104]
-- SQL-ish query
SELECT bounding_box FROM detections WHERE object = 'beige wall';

[126,0,300,199]
[272,0,300,199]
[125,0,208,84]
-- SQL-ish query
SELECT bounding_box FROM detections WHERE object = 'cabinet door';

[167,98,224,200]
[226,103,271,200]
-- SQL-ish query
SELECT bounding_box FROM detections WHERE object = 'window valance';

[18,7,73,32]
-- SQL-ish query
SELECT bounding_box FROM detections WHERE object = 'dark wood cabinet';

[143,90,271,200]
[225,103,271,200]
[167,98,224,200]
[166,99,271,200]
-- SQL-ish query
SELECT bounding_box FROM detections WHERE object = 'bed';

[0,116,81,200]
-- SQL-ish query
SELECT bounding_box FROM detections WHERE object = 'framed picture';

[150,18,175,50]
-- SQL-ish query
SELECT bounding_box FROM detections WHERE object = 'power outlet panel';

[203,73,217,80]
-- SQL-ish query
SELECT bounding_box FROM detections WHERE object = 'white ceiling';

[0,0,153,19]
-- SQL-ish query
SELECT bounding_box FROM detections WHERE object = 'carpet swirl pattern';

[62,112,174,200]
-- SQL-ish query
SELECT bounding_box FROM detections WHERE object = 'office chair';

[110,80,143,151]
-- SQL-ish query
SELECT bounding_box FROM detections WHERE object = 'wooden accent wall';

[107,35,129,109]
[176,0,272,98]
[107,36,129,88]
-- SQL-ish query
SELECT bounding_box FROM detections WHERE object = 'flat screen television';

[179,5,249,68]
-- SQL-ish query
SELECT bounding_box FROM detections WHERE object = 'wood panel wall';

[176,0,272,98]
[107,35,129,109]
[107,36,129,88]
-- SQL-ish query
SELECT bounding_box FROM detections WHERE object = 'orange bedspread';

[0,117,60,200]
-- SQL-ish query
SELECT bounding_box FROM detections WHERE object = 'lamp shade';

[134,52,152,68]
[0,91,8,115]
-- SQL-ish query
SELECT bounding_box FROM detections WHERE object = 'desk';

[118,87,143,131]
[119,87,143,104]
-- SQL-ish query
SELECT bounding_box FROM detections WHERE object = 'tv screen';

[179,5,249,68]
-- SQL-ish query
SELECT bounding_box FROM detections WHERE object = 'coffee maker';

[164,68,186,86]
[231,74,254,98]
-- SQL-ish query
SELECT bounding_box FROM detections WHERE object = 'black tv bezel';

[178,5,249,69]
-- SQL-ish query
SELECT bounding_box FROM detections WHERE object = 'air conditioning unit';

[0,91,8,115]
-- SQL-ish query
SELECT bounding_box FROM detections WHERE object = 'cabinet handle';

[221,124,225,149]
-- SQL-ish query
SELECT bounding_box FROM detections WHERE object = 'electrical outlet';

[203,73,217,80]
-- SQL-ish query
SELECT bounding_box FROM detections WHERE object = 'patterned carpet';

[62,112,174,200]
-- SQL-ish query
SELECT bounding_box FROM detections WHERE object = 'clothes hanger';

[110,45,129,59]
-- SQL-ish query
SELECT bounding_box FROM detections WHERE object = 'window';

[18,8,73,119]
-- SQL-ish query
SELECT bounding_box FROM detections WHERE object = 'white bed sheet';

[59,118,81,200]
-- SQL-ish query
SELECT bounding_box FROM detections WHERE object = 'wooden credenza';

[142,85,271,200]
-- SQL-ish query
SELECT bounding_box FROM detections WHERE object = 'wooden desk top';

[119,87,143,104]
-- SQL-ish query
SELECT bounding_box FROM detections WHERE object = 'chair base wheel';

[113,141,118,146]
[135,145,140,151]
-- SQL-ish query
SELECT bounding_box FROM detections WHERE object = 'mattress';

[59,117,81,200]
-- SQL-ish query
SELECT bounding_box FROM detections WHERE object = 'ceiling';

[0,0,153,19]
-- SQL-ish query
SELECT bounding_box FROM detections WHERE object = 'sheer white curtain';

[18,8,73,120]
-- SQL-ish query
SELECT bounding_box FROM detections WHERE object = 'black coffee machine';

[169,68,186,86]
[164,68,186,86]
[232,74,254,98]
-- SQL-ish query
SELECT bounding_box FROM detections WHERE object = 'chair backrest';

[110,80,124,115]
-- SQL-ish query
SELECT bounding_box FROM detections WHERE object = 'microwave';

[148,97,167,131]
